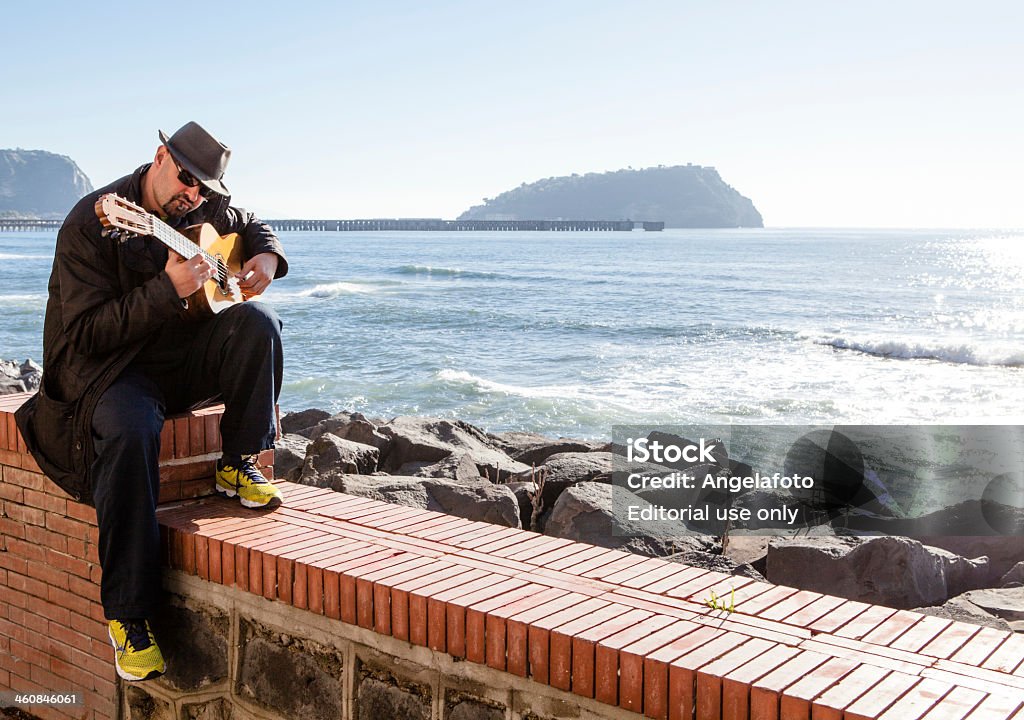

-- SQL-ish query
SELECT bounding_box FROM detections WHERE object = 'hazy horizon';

[3,1,1021,229]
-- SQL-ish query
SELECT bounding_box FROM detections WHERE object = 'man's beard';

[161,192,198,220]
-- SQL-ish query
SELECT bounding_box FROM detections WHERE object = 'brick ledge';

[157,484,1024,720]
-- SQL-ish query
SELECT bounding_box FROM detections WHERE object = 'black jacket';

[15,164,288,504]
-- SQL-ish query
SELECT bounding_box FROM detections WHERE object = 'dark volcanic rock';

[301,473,520,528]
[304,415,355,440]
[357,665,430,720]
[537,451,613,509]
[847,501,996,536]
[914,595,1013,632]
[0,358,41,395]
[304,474,430,509]
[1001,562,1024,588]
[357,677,430,720]
[378,416,528,479]
[300,432,380,477]
[421,479,520,528]
[543,481,715,558]
[961,587,1024,623]
[236,618,344,720]
[491,432,605,467]
[273,433,310,482]
[0,378,25,395]
[330,416,392,451]
[279,408,331,435]
[124,686,173,720]
[151,598,228,692]
[909,531,1024,585]
[765,536,989,609]
[397,450,483,484]
[486,430,553,457]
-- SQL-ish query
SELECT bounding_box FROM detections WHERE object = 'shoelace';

[121,620,153,652]
[232,456,269,485]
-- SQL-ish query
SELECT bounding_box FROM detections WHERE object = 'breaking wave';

[818,336,1024,367]
[436,369,583,399]
[395,265,503,280]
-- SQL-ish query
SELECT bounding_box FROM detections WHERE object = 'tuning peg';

[102,228,136,242]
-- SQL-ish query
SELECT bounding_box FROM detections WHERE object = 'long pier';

[1,218,665,232]
[263,219,664,232]
[0,219,61,232]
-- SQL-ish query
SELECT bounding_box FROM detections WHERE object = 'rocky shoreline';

[3,359,1020,633]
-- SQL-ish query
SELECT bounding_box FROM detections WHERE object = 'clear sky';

[3,1,1021,227]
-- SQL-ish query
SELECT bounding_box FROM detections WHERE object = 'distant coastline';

[459,165,764,228]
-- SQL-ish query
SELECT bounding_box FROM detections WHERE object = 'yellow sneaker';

[108,619,165,682]
[215,455,284,509]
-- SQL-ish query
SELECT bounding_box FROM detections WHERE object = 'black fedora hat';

[158,121,231,196]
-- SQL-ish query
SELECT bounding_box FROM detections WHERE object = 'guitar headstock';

[95,193,155,240]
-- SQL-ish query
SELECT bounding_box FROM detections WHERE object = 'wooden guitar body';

[180,223,258,318]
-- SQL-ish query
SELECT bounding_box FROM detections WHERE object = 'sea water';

[1,228,1021,439]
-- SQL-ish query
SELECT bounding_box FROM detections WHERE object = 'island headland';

[459,165,764,228]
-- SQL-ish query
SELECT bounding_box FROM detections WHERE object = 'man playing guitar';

[16,121,288,682]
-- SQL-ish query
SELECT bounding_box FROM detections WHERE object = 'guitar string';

[106,197,236,292]
[152,217,230,285]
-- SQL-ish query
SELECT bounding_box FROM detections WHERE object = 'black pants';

[90,302,283,619]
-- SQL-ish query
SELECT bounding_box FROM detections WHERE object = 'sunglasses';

[169,155,213,197]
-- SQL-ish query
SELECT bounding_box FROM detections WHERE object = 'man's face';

[153,146,205,219]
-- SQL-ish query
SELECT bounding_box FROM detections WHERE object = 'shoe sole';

[215,483,282,510]
[108,626,165,682]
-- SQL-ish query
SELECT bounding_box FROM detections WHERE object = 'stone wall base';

[126,570,643,720]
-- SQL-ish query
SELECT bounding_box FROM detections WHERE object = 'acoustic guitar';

[95,193,258,318]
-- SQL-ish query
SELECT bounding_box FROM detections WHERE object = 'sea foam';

[436,369,582,399]
[818,336,1024,368]
[395,265,502,280]
[297,282,383,298]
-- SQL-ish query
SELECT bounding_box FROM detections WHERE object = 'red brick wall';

[0,419,112,720]
[0,393,258,720]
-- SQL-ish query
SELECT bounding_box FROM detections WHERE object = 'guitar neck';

[97,193,227,274]
[150,216,217,266]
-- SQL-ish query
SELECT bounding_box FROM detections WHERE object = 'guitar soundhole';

[213,254,231,296]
